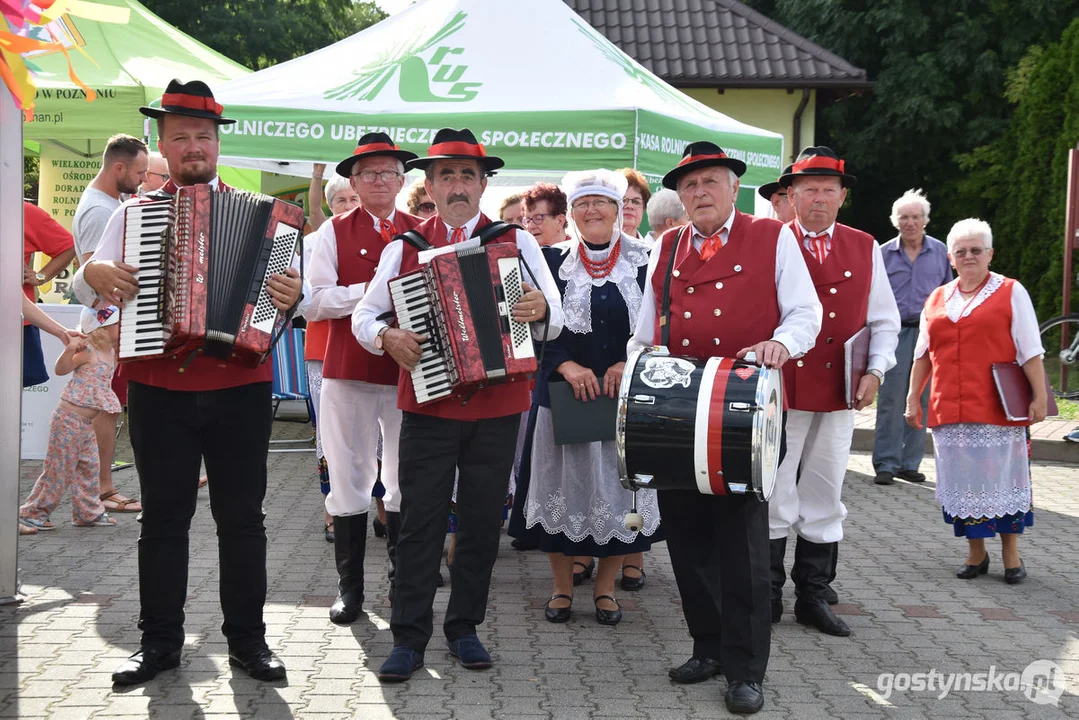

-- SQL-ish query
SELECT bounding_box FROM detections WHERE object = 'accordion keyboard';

[119,200,172,358]
[390,272,455,404]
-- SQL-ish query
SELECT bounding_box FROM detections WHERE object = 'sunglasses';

[417,202,436,213]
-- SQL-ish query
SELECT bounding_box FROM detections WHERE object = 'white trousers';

[768,409,854,543]
[320,378,401,516]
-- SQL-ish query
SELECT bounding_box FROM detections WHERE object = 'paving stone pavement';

[3,418,1078,719]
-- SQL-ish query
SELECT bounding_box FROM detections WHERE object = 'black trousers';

[128,381,272,653]
[391,411,521,651]
[657,416,786,684]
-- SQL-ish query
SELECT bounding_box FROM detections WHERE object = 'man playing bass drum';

[626,141,821,715]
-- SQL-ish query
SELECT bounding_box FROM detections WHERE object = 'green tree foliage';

[954,19,1079,319]
[743,1,1078,258]
[141,0,386,70]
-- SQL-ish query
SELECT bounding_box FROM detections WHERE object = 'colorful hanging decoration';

[0,0,129,120]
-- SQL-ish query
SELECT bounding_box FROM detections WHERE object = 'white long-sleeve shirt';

[305,208,400,322]
[628,213,823,359]
[72,176,310,315]
[353,211,563,353]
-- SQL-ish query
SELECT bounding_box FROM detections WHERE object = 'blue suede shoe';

[447,634,492,669]
[377,646,423,682]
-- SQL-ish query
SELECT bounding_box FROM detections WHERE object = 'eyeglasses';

[417,202,436,213]
[352,170,402,184]
[774,192,788,199]
[146,171,169,181]
[951,247,987,258]
[525,213,554,226]
[572,198,616,211]
[623,197,644,208]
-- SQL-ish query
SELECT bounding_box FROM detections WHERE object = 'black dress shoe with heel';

[228,646,286,681]
[956,553,989,579]
[572,559,595,587]
[794,598,851,637]
[1004,560,1027,584]
[111,647,181,686]
[726,680,765,714]
[619,564,646,591]
[668,656,723,684]
[593,595,622,625]
[544,594,573,623]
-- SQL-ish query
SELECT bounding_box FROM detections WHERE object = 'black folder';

[548,381,618,445]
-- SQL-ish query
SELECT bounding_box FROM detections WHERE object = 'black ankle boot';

[329,513,368,625]
[792,537,850,637]
[824,542,839,605]
[385,511,401,603]
[769,538,787,623]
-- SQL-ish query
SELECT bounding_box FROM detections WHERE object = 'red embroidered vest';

[322,208,420,384]
[395,213,532,420]
[120,179,275,391]
[650,211,782,360]
[924,276,1025,428]
[781,222,873,412]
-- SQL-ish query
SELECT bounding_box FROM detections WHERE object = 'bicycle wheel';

[1039,314,1079,399]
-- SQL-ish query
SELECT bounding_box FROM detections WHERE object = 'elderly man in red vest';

[353,128,564,682]
[768,147,900,638]
[72,79,301,686]
[628,141,821,715]
[306,133,422,626]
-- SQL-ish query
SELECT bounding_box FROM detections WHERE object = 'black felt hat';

[779,146,856,188]
[757,165,793,200]
[335,132,419,177]
[405,128,504,174]
[662,141,747,190]
[139,79,235,125]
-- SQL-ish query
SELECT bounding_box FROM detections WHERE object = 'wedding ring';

[531,308,536,316]
[113,287,121,297]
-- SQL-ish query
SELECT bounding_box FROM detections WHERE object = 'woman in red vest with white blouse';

[906,218,1048,584]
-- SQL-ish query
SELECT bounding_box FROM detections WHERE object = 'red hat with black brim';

[139,79,235,125]
[335,132,419,177]
[405,128,504,175]
[662,141,747,190]
[779,146,856,188]
[757,165,793,200]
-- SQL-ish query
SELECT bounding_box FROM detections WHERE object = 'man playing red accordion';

[72,79,302,687]
[353,128,563,682]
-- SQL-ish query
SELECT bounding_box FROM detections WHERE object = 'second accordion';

[118,184,304,368]
[389,241,537,405]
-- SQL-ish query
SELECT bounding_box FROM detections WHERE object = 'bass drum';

[615,346,782,500]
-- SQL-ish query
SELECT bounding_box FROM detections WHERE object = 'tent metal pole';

[0,87,25,604]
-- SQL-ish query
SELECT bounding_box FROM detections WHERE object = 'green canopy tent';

[21,0,249,145]
[199,0,784,211]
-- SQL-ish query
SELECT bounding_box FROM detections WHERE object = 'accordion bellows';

[118,185,304,368]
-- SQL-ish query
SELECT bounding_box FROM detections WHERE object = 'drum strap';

[658,226,687,347]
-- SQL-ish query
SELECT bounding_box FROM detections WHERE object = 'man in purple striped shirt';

[873,189,953,485]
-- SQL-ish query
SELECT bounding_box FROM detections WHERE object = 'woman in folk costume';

[906,218,1047,583]
[524,169,660,626]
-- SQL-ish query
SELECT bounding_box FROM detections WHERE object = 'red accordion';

[389,242,536,404]
[118,184,304,368]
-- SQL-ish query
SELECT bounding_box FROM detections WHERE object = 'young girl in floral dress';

[19,306,123,530]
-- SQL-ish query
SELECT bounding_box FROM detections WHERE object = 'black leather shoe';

[619,564,646,591]
[668,656,722,684]
[771,599,783,624]
[111,648,181,686]
[896,469,926,483]
[725,679,765,714]
[795,598,851,637]
[1004,560,1027,584]
[544,594,572,623]
[873,471,895,485]
[329,589,363,625]
[572,559,595,586]
[823,585,839,605]
[594,595,622,626]
[378,645,424,682]
[228,647,286,682]
[956,553,989,579]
